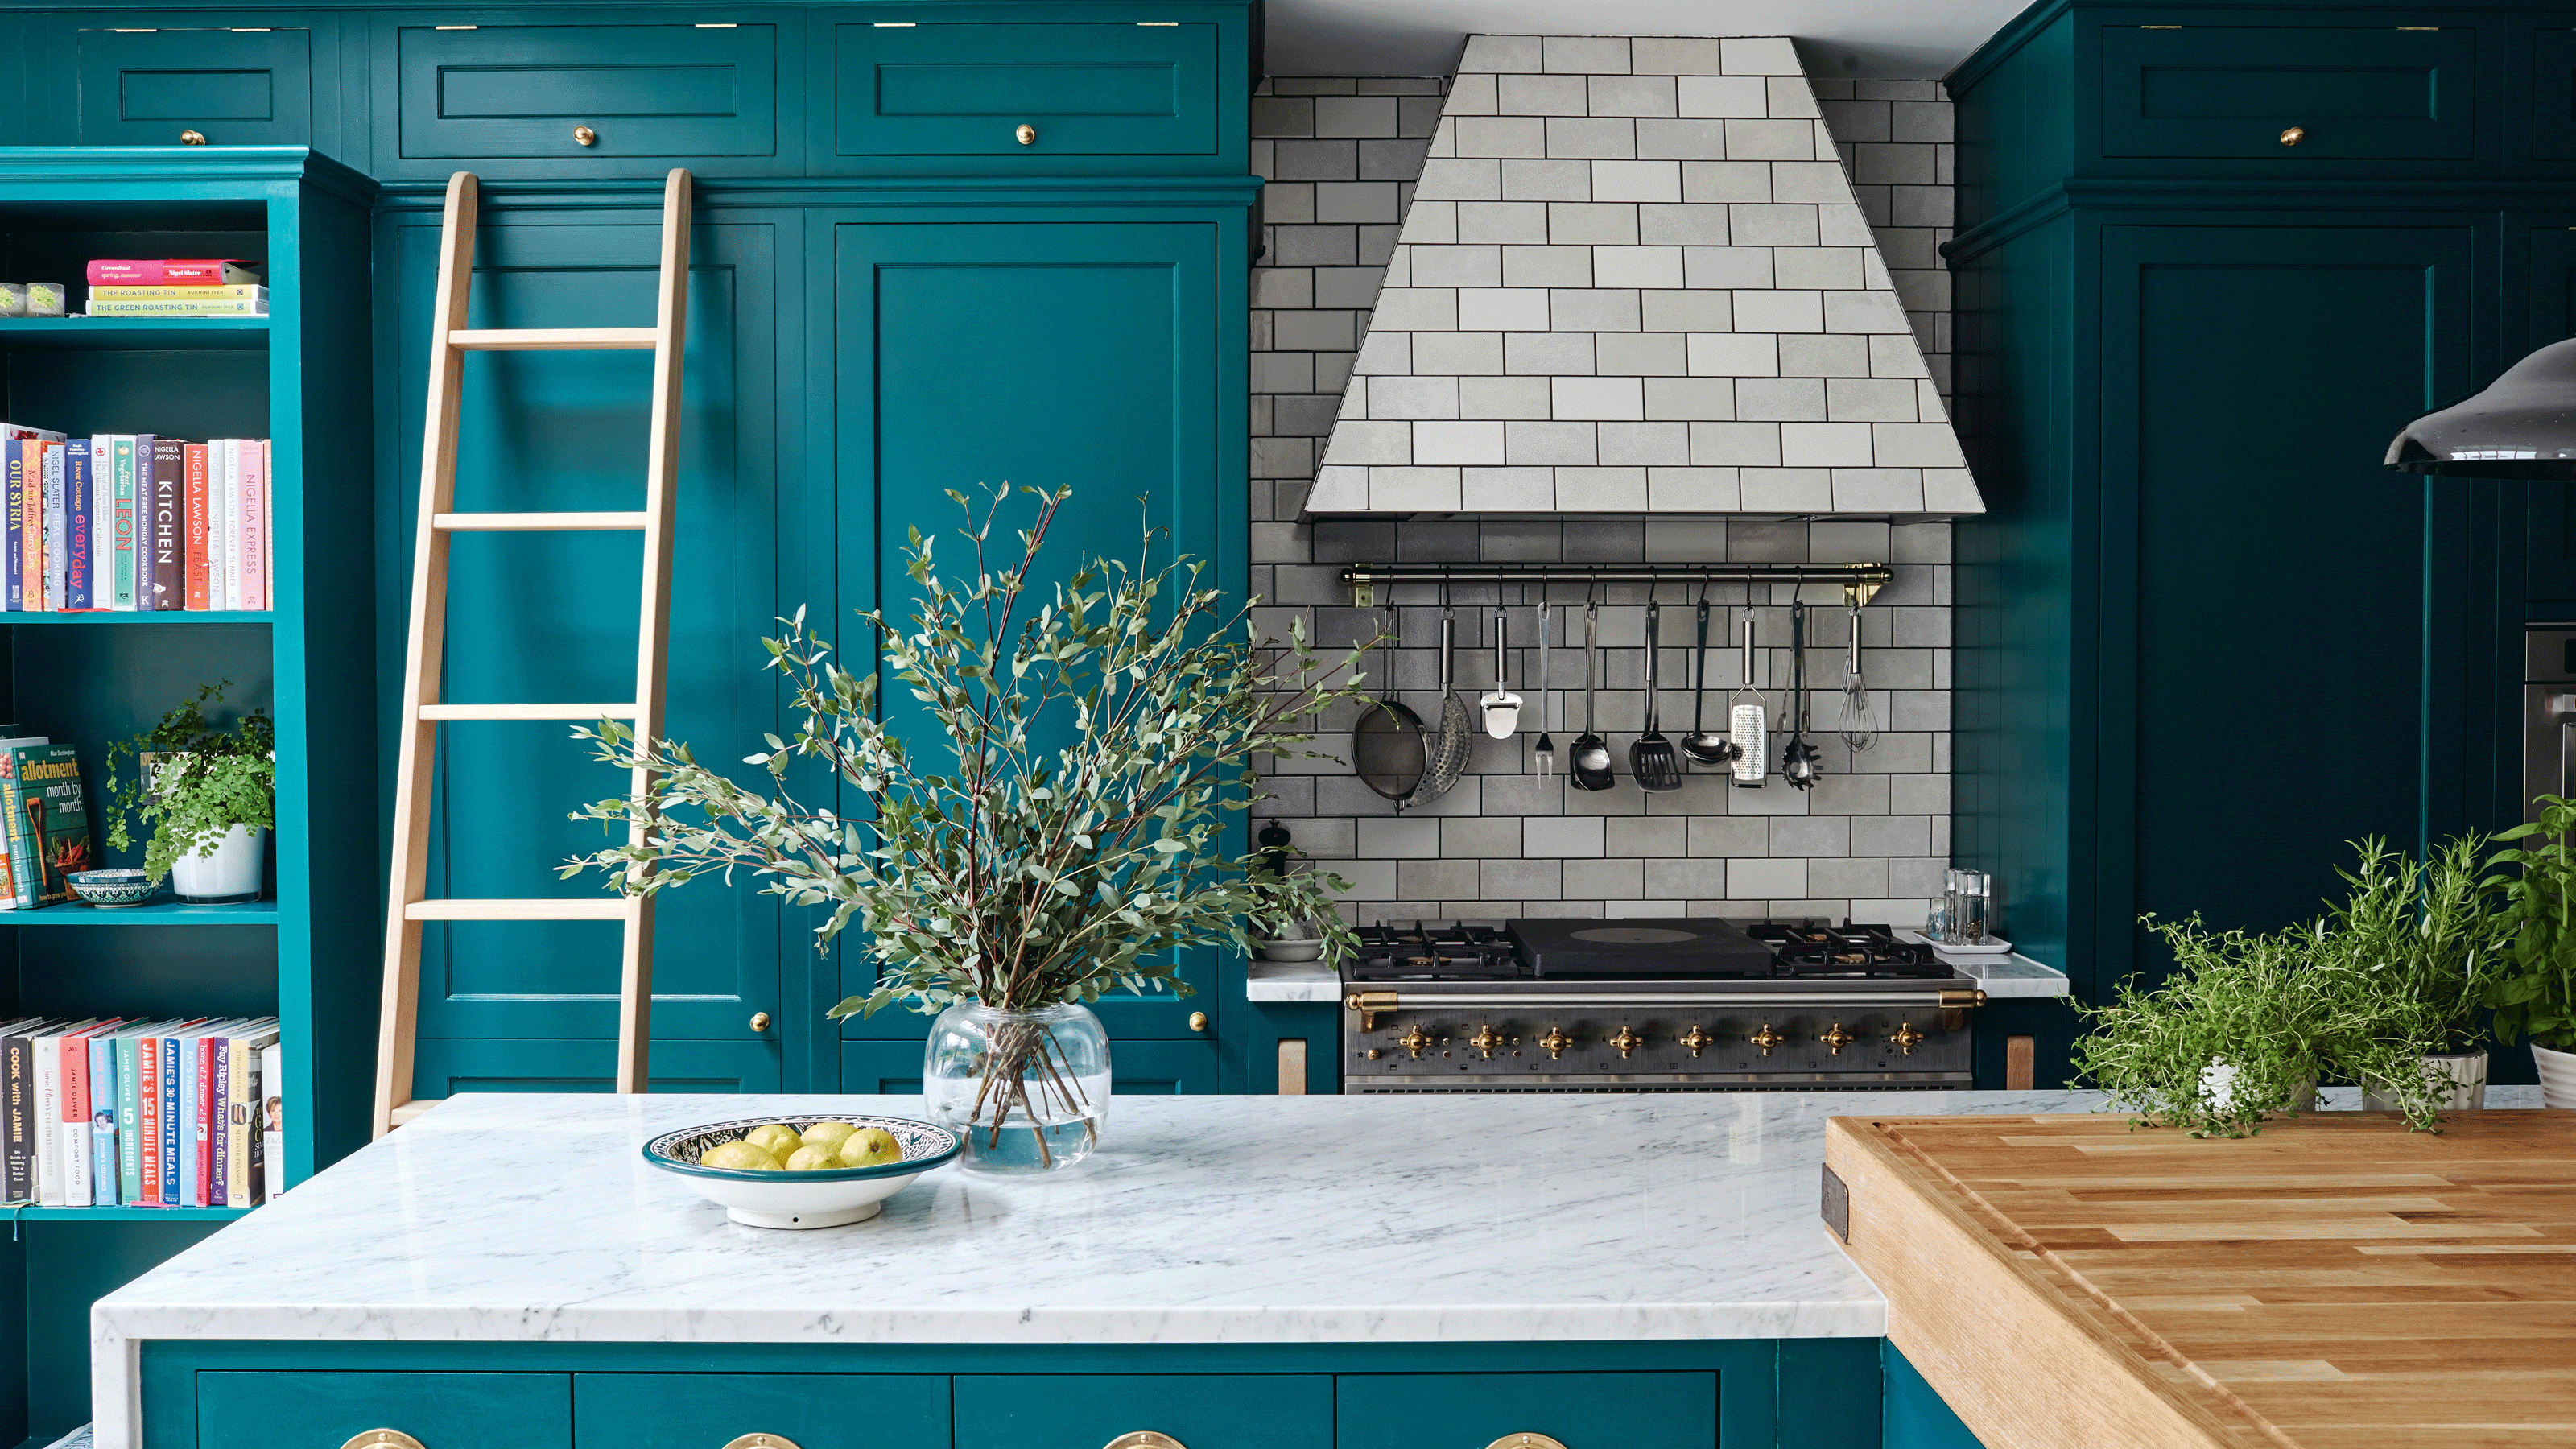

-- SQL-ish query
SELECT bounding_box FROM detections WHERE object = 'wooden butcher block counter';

[1824,1111,2576,1449]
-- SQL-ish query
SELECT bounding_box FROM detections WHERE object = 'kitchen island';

[96,1089,2087,1449]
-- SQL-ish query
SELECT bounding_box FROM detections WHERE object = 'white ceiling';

[1263,0,2031,80]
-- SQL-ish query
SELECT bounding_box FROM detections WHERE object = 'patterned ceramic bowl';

[642,1113,961,1230]
[66,869,158,907]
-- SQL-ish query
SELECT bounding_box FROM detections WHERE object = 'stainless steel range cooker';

[1340,918,1985,1092]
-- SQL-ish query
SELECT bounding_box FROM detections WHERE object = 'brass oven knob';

[1819,1022,1860,1056]
[1889,1021,1927,1056]
[1017,122,1038,145]
[2279,126,2305,146]
[1678,1023,1714,1057]
[1748,1022,1786,1056]
[1607,1024,1644,1059]
[1468,1022,1506,1059]
[180,129,207,145]
[1104,1434,1187,1449]
[723,1436,809,1449]
[341,1434,428,1449]
[574,125,597,146]
[1397,1024,1435,1059]
[1538,1025,1574,1059]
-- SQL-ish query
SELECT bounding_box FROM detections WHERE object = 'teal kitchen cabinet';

[2098,25,2475,161]
[834,19,1222,158]
[843,1035,1221,1093]
[957,1373,1331,1449]
[200,1371,571,1449]
[573,1373,950,1448]
[2512,221,2576,605]
[73,25,316,147]
[1337,1371,1719,1449]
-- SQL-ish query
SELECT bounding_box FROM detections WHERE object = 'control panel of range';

[1343,1001,1975,1085]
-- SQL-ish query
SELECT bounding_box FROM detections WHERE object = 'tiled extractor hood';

[1307,35,1985,518]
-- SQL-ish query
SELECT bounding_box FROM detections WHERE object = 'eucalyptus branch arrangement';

[560,484,1383,1139]
[2483,795,2576,1054]
[101,682,276,884]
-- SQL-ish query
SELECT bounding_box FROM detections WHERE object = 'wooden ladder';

[372,169,694,1137]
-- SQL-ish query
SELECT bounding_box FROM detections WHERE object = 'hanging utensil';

[1729,613,1766,786]
[1533,597,1554,778]
[1480,602,1521,739]
[1838,601,1877,753]
[1630,599,1683,791]
[1406,595,1474,807]
[1569,598,1616,791]
[1351,599,1429,807]
[1782,599,1821,791]
[1681,593,1732,767]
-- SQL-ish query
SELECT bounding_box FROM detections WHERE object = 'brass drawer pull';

[1103,1435,1185,1449]
[1016,122,1038,145]
[722,1436,807,1449]
[180,129,207,145]
[574,125,597,146]
[749,1011,771,1033]
[2280,126,2305,146]
[1189,1010,1208,1032]
[340,1434,426,1449]
[1488,1437,1570,1449]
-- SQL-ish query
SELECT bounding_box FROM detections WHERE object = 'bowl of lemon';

[643,1114,962,1229]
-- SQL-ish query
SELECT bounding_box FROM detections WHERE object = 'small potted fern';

[101,682,275,902]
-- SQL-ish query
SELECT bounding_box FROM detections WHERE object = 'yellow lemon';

[784,1144,840,1172]
[799,1121,860,1153]
[745,1124,803,1160]
[700,1140,782,1171]
[839,1127,902,1167]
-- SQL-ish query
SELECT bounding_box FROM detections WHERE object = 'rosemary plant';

[562,484,1382,1154]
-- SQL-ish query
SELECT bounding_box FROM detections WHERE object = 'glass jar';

[922,999,1111,1173]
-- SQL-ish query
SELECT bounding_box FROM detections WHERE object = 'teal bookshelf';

[0,148,377,1447]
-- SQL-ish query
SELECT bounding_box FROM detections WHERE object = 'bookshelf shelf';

[0,316,269,349]
[6,1205,252,1222]
[0,611,275,625]
[6,899,277,925]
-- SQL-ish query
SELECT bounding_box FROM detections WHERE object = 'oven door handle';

[1344,988,1985,1012]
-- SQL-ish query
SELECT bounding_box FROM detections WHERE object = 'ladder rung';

[416,702,642,720]
[388,1099,445,1128]
[448,327,658,351]
[434,511,651,532]
[406,898,634,921]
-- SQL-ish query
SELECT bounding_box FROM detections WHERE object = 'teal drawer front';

[2100,25,2474,159]
[77,27,311,146]
[573,1372,948,1447]
[2533,31,2576,159]
[957,1373,1331,1449]
[411,1038,780,1097]
[1336,1372,1718,1449]
[836,23,1217,155]
[200,1370,571,1449]
[398,23,777,159]
[840,1038,1215,1093]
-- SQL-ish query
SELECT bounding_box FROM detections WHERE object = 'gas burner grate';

[1744,919,1948,979]
[1347,923,1521,981]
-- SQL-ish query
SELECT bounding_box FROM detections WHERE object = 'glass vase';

[922,1000,1110,1173]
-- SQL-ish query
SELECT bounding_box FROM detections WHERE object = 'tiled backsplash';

[1250,70,1958,927]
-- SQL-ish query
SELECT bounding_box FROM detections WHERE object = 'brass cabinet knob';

[1104,1435,1187,1449]
[1607,1023,1644,1059]
[1468,1022,1506,1059]
[1889,1020,1927,1055]
[179,129,207,145]
[1678,1022,1715,1057]
[1487,1436,1570,1449]
[1819,1021,1859,1056]
[1537,1024,1573,1059]
[1016,122,1038,145]
[722,1436,807,1449]
[749,1012,771,1034]
[573,125,597,146]
[1188,1010,1208,1032]
[1748,1022,1786,1056]
[2280,126,2305,146]
[340,1433,427,1449]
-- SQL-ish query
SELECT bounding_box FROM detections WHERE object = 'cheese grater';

[1729,616,1766,786]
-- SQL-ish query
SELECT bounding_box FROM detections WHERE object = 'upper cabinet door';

[395,22,778,163]
[835,21,1219,157]
[2099,25,2475,159]
[76,26,312,147]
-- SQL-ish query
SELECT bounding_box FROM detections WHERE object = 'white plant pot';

[2200,1059,2318,1117]
[169,825,265,903]
[2535,1043,2576,1110]
[2361,1050,2489,1113]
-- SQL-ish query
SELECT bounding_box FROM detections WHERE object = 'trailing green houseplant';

[2483,795,2576,1104]
[101,682,277,886]
[2073,915,2331,1138]
[563,484,1383,1166]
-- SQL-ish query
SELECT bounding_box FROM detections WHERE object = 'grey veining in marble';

[93,1089,2108,1447]
[1245,963,1340,1001]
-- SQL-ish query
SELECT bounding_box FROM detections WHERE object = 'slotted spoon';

[1629,601,1683,792]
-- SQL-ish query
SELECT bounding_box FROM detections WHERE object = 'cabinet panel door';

[842,1037,1216,1093]
[1336,1371,1717,1449]
[832,218,1225,1055]
[2101,224,2473,974]
[2522,225,2576,601]
[2533,31,2576,159]
[200,1370,570,1449]
[76,26,312,147]
[380,215,788,1067]
[411,1038,780,1095]
[396,23,777,159]
[835,22,1218,156]
[956,1373,1331,1449]
[574,1372,948,1449]
[2099,26,2473,159]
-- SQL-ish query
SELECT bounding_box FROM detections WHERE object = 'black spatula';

[1630,601,1683,792]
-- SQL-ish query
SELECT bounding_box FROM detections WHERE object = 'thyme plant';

[2074,917,2332,1138]
[563,484,1381,1150]
[2483,795,2576,1053]
[101,682,277,884]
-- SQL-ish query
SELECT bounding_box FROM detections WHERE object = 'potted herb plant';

[565,485,1381,1171]
[2312,836,2500,1113]
[2483,795,2576,1107]
[101,682,275,902]
[2074,916,2330,1138]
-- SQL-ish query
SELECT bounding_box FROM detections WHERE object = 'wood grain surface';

[1826,1112,2576,1449]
